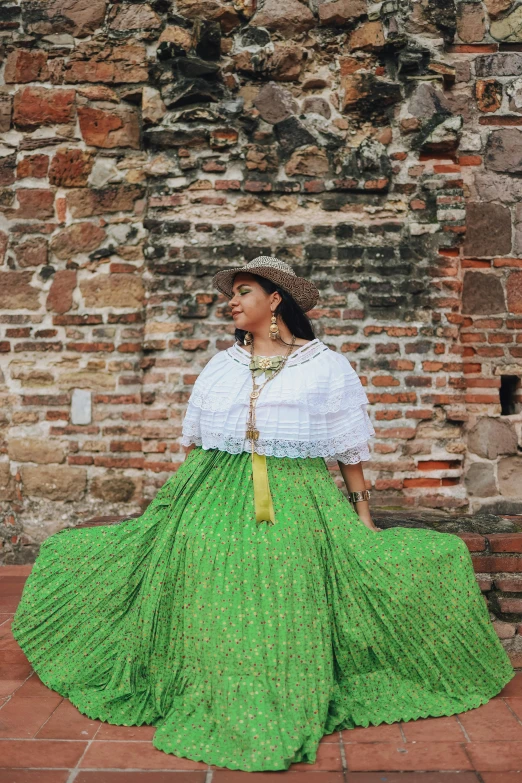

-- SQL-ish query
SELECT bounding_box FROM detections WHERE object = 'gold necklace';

[245,334,296,446]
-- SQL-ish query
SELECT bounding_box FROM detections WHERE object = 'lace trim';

[180,428,371,463]
[188,386,370,414]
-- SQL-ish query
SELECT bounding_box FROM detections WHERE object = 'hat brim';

[212,265,319,313]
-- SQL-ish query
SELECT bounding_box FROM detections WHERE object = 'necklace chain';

[245,334,296,447]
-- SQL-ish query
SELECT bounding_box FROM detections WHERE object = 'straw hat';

[212,256,320,313]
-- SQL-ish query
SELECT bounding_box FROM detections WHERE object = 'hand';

[356,511,382,532]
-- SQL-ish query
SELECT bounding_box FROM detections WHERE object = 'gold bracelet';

[348,489,371,504]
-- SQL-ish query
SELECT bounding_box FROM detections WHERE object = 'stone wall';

[1,0,522,562]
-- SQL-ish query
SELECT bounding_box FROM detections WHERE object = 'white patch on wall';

[71,389,92,425]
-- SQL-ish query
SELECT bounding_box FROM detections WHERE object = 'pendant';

[250,390,260,399]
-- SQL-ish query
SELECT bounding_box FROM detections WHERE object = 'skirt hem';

[12,621,516,773]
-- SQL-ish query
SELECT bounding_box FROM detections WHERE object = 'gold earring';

[243,331,253,345]
[268,313,279,341]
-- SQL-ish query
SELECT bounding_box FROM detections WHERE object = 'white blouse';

[180,338,375,464]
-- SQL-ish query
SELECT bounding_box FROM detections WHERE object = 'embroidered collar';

[227,338,328,368]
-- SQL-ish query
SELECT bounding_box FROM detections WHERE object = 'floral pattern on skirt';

[11,446,515,772]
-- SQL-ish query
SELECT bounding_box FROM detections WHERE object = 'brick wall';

[1,0,522,562]
[458,530,522,668]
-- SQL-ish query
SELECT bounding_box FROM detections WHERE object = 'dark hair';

[233,273,316,346]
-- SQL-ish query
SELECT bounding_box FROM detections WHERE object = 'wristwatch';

[348,489,371,504]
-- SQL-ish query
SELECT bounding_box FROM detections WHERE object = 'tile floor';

[2,565,522,783]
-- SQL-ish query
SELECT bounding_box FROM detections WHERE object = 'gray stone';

[161,78,224,109]
[274,115,316,156]
[91,475,137,503]
[462,202,512,257]
[513,202,522,255]
[20,465,87,501]
[253,82,299,124]
[468,417,518,460]
[251,0,315,34]
[507,77,522,113]
[417,114,462,154]
[407,82,451,119]
[71,389,92,425]
[462,271,506,314]
[0,463,16,501]
[498,456,522,497]
[302,96,332,119]
[490,4,522,41]
[471,170,522,204]
[464,462,497,496]
[475,53,522,77]
[485,128,522,174]
[22,0,107,37]
[318,0,367,25]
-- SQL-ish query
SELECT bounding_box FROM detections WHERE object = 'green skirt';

[11,446,515,772]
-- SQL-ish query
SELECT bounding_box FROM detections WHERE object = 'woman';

[12,256,515,773]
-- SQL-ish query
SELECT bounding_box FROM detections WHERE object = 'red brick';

[495,576,522,591]
[65,342,114,352]
[13,88,76,130]
[498,597,522,613]
[403,478,441,488]
[78,106,140,150]
[456,532,486,552]
[17,154,49,179]
[488,533,522,553]
[215,180,241,190]
[12,189,55,220]
[472,556,522,573]
[49,148,94,187]
[4,49,49,83]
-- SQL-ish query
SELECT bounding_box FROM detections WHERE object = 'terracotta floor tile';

[400,715,466,743]
[466,741,522,771]
[342,723,403,743]
[10,674,62,703]
[0,651,30,665]
[289,742,342,772]
[80,741,208,770]
[35,698,102,739]
[213,774,344,782]
[0,771,70,783]
[319,731,341,743]
[0,600,20,613]
[458,700,522,742]
[0,616,14,626]
[345,741,472,772]
[76,775,207,783]
[0,681,28,699]
[0,581,28,597]
[95,722,157,741]
[346,775,480,782]
[0,739,87,768]
[481,774,522,782]
[499,674,522,698]
[0,696,61,738]
[504,698,522,721]
[0,663,32,679]
[0,566,33,576]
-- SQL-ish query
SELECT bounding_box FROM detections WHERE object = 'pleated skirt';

[11,446,515,771]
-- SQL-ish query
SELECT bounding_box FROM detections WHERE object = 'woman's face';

[228,273,280,331]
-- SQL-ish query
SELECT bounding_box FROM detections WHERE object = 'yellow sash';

[252,451,276,525]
